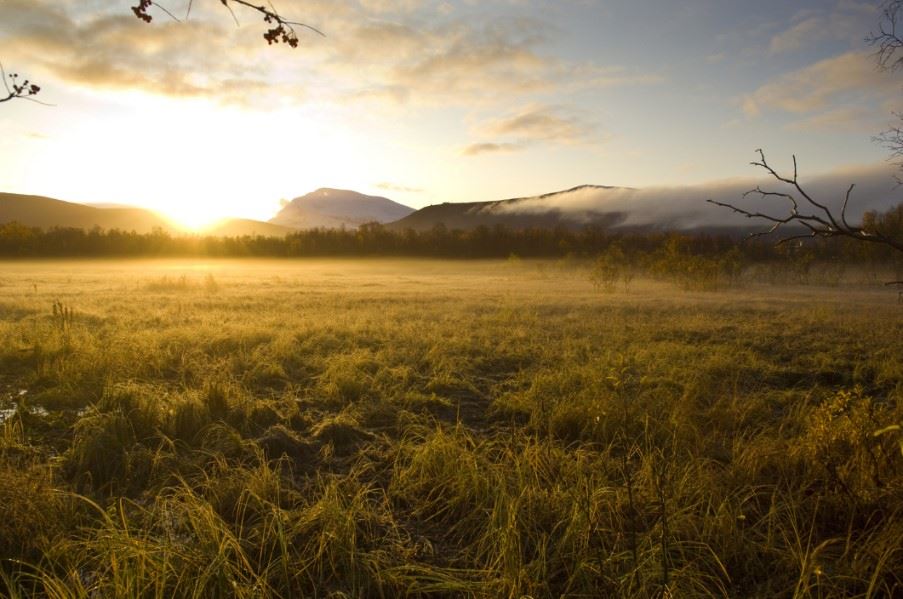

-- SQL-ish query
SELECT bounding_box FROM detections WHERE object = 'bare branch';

[153,1,182,23]
[840,184,855,230]
[0,61,42,105]
[876,112,903,178]
[230,0,326,42]
[776,232,818,245]
[710,150,903,255]
[868,0,903,72]
[867,2,903,181]
[132,0,325,46]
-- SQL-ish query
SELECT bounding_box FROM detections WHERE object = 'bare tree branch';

[868,0,903,72]
[132,0,325,47]
[708,150,903,255]
[875,111,903,183]
[869,1,903,181]
[0,61,42,105]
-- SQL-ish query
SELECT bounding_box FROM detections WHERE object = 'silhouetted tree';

[710,1,903,284]
[869,0,903,72]
[709,150,902,254]
[869,0,903,179]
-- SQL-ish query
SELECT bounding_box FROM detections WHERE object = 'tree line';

[0,211,900,264]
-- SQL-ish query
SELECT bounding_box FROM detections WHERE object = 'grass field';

[1,259,901,598]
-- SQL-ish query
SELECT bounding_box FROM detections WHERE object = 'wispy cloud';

[0,0,663,109]
[487,163,902,229]
[375,182,424,193]
[786,106,877,132]
[332,18,615,105]
[741,51,896,118]
[484,104,592,142]
[359,0,424,15]
[0,0,298,105]
[768,1,876,54]
[461,142,523,156]
[463,104,600,157]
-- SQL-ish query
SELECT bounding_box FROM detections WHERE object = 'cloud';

[370,19,556,102]
[463,104,599,157]
[768,17,825,54]
[0,0,303,105]
[375,182,424,193]
[744,3,894,127]
[767,2,876,54]
[461,142,523,156]
[741,51,896,117]
[483,162,902,229]
[359,0,423,15]
[484,104,592,142]
[551,63,665,92]
[786,106,876,132]
[0,1,659,110]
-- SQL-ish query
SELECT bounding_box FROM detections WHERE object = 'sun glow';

[162,205,222,232]
[5,87,436,224]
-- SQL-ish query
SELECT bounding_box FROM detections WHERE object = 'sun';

[163,206,223,232]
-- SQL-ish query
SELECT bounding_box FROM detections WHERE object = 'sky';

[0,0,900,229]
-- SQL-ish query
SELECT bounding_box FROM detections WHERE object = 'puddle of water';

[0,405,50,422]
[0,389,50,423]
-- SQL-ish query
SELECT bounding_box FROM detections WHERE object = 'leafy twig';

[131,0,325,47]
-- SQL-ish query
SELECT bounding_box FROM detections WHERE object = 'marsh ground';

[0,259,901,598]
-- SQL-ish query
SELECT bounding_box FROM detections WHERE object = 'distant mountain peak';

[270,188,415,230]
[387,184,630,232]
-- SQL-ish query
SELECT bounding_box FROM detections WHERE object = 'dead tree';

[868,0,903,180]
[709,1,903,297]
[709,150,902,252]
[868,0,903,73]
[708,150,903,294]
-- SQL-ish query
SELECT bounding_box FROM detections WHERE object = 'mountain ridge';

[0,192,175,233]
[270,188,415,230]
[0,193,295,237]
[389,185,631,231]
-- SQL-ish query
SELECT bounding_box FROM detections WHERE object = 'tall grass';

[0,259,900,597]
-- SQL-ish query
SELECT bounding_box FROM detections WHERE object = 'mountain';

[84,203,143,209]
[0,193,174,232]
[270,188,415,230]
[390,168,903,233]
[0,193,297,238]
[203,218,296,237]
[389,185,628,231]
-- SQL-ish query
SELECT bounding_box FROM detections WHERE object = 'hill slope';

[389,185,628,231]
[203,219,297,238]
[389,168,903,233]
[270,188,415,230]
[0,193,173,233]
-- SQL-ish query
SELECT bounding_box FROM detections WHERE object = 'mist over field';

[1,258,902,597]
[487,163,903,229]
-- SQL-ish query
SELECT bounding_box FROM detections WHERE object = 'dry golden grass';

[0,258,900,597]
